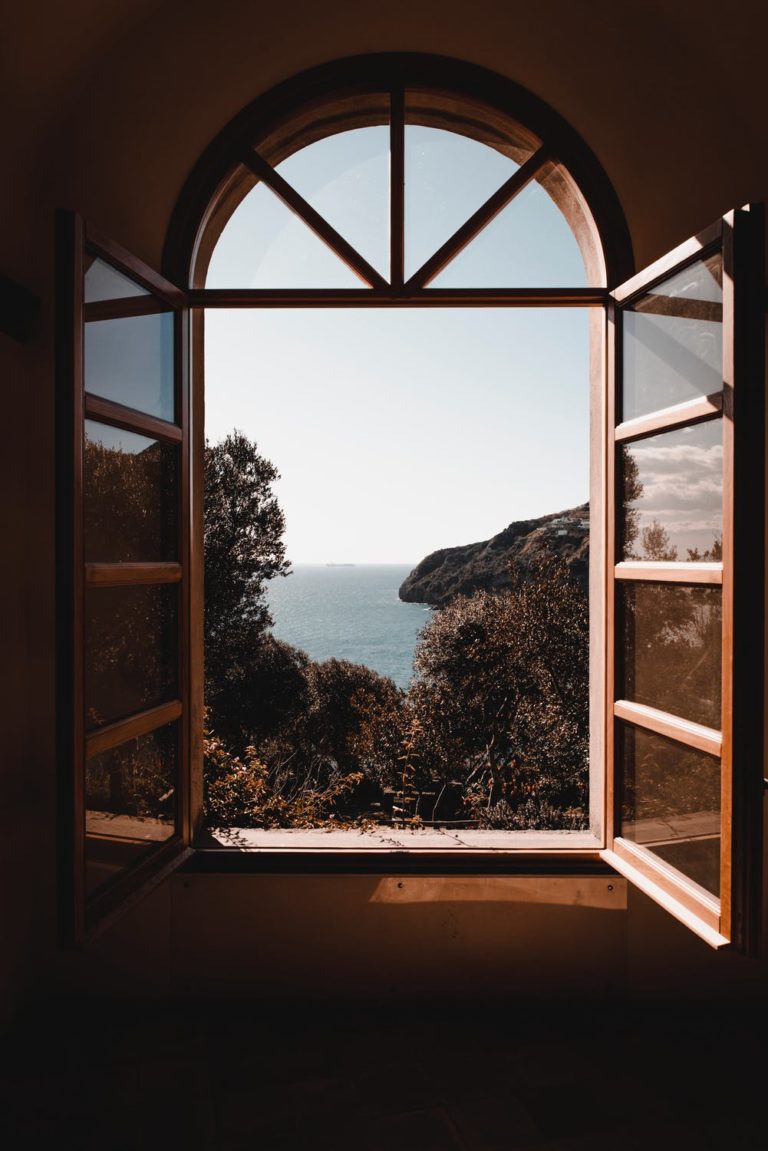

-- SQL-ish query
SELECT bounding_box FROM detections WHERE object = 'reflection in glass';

[85,310,175,422]
[405,125,520,279]
[85,584,178,729]
[277,127,389,279]
[85,722,177,896]
[84,256,149,302]
[622,253,723,421]
[432,165,588,288]
[620,723,720,896]
[621,583,721,728]
[84,421,178,562]
[205,175,360,288]
[620,419,722,561]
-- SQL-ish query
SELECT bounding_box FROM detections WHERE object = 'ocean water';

[266,564,431,688]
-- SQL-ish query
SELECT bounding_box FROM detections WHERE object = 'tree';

[204,431,291,738]
[687,535,723,562]
[405,554,589,828]
[640,519,678,561]
[205,630,312,754]
[303,658,403,777]
[621,446,643,558]
[204,430,290,638]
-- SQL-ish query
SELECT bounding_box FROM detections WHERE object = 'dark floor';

[0,998,764,1150]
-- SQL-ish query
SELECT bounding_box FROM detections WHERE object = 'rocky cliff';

[399,504,589,607]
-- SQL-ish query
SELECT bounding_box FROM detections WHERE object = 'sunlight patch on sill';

[368,874,626,909]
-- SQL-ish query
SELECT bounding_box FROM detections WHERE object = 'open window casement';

[56,212,194,944]
[601,206,765,951]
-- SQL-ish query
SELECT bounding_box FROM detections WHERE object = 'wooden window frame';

[169,57,631,871]
[601,208,766,951]
[56,214,193,944]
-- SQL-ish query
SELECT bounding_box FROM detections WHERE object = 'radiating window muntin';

[200,88,604,291]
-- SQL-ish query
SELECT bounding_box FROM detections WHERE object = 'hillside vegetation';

[399,504,589,606]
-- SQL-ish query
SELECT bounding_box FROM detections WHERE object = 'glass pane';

[85,310,175,422]
[620,723,720,897]
[276,127,389,279]
[621,583,721,728]
[205,173,361,288]
[622,253,723,422]
[84,255,149,302]
[85,722,177,896]
[85,584,178,730]
[84,421,178,562]
[431,167,587,288]
[404,124,520,279]
[620,419,722,561]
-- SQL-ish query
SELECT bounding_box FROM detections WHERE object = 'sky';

[204,125,591,564]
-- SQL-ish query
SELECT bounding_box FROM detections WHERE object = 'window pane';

[621,583,721,728]
[276,127,389,279]
[85,584,178,730]
[205,171,361,288]
[84,255,149,302]
[622,253,723,421]
[85,722,177,896]
[431,163,588,288]
[619,723,720,897]
[620,419,722,561]
[84,421,178,562]
[404,124,521,279]
[85,310,175,422]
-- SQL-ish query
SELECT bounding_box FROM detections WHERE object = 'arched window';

[59,56,763,952]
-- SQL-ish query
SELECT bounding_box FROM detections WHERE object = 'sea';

[266,564,431,689]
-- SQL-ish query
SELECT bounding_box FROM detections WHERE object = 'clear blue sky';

[204,126,590,563]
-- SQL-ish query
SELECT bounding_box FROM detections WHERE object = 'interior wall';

[2,0,767,1018]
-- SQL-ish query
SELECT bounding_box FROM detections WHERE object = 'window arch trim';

[162,53,634,292]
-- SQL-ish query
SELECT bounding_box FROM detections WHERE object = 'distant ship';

[326,562,355,566]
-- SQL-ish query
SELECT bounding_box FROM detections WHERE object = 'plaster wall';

[2,0,768,1018]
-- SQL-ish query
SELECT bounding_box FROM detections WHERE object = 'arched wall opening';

[162,55,633,846]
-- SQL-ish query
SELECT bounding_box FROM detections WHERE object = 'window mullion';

[390,85,404,290]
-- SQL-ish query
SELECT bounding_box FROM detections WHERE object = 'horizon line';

[285,560,418,567]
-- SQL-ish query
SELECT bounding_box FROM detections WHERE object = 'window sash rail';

[85,562,183,587]
[614,699,722,757]
[614,393,723,443]
[614,562,722,584]
[84,393,182,444]
[85,699,184,760]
